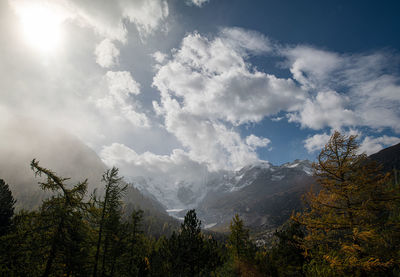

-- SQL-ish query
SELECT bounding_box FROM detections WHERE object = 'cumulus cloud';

[304,133,331,153]
[101,143,207,181]
[153,30,305,124]
[152,29,308,170]
[152,51,167,64]
[100,142,214,207]
[120,0,169,39]
[154,96,261,170]
[246,135,271,150]
[95,39,120,68]
[282,47,400,133]
[186,0,210,7]
[96,71,149,128]
[359,135,400,155]
[288,90,357,130]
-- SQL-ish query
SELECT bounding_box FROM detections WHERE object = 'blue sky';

[170,0,400,164]
[1,0,400,183]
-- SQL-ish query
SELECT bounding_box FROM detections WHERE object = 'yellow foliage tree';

[293,131,400,276]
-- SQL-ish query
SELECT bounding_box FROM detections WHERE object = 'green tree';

[0,210,44,276]
[92,167,127,277]
[259,221,305,277]
[293,131,400,276]
[177,209,204,276]
[0,179,16,236]
[31,159,90,277]
[229,214,251,260]
[224,214,263,276]
[151,210,223,277]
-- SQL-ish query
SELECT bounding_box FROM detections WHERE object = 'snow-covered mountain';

[128,159,314,227]
[196,159,314,230]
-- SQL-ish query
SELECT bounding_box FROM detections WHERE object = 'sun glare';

[17,4,65,52]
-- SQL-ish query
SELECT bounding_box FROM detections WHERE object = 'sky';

[1,0,400,183]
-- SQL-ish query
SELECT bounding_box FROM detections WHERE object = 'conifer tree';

[229,214,251,260]
[92,167,127,277]
[293,131,400,276]
[31,159,89,277]
[0,179,16,236]
[178,209,204,276]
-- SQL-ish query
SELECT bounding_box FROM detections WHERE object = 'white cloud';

[154,31,306,125]
[95,39,120,68]
[156,96,261,170]
[120,0,169,39]
[101,143,206,180]
[9,0,169,42]
[246,134,271,150]
[304,133,331,153]
[283,46,342,91]
[96,71,149,128]
[186,0,209,7]
[359,135,400,155]
[282,47,400,133]
[220,27,272,55]
[100,142,213,207]
[288,90,357,130]
[152,51,167,64]
[152,29,308,170]
[107,71,141,98]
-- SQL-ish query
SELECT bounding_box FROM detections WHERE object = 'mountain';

[0,116,106,209]
[130,159,314,233]
[123,185,180,237]
[195,160,314,232]
[369,142,400,172]
[0,116,180,235]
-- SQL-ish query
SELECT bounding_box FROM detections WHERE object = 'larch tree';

[229,214,251,260]
[92,167,127,277]
[293,131,400,276]
[31,159,90,277]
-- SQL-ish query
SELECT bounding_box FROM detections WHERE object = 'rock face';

[130,159,315,230]
[369,143,400,172]
[196,160,314,231]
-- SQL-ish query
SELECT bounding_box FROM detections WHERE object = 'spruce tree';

[0,179,16,236]
[178,209,203,276]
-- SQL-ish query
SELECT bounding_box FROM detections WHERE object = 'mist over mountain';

[0,115,106,209]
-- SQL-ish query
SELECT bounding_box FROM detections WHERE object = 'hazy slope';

[0,116,106,208]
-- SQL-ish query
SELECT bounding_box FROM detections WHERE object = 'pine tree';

[293,131,400,276]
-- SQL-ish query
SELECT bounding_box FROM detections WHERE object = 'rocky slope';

[130,159,314,231]
[369,142,400,172]
[196,160,314,231]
